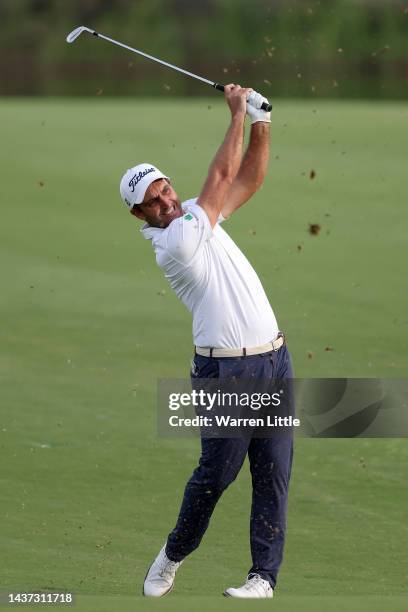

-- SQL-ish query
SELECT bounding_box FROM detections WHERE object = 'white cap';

[119,163,169,209]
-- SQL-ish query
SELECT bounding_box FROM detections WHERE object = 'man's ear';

[130,206,145,221]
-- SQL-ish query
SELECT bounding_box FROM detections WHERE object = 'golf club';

[66,26,272,112]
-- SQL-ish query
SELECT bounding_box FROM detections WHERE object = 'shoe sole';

[222,590,273,599]
[142,562,174,598]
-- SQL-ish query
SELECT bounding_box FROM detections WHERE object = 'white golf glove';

[246,90,271,124]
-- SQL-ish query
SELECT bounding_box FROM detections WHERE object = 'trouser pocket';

[190,354,220,378]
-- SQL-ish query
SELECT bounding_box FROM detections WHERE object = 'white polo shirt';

[141,199,279,349]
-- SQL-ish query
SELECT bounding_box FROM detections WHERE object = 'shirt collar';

[140,223,162,241]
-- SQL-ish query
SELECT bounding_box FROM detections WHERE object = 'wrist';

[250,118,271,127]
[231,109,246,122]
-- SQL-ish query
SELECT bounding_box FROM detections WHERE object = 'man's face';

[131,179,183,228]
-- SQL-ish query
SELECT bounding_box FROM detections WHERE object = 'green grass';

[0,98,407,611]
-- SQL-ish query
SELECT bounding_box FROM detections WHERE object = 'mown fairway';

[1,98,407,611]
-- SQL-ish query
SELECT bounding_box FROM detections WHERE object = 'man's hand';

[246,91,271,124]
[224,84,253,119]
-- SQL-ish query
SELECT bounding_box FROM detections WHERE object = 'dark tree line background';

[0,0,407,98]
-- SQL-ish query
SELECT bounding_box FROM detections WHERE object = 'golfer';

[120,85,293,599]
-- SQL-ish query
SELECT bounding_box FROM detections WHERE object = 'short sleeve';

[165,202,212,264]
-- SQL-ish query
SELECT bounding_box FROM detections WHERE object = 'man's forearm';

[236,122,270,190]
[209,113,245,182]
[198,84,249,227]
[220,121,270,219]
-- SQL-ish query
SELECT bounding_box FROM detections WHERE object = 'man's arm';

[198,84,249,228]
[221,122,270,219]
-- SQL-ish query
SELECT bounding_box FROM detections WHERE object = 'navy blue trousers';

[165,345,294,589]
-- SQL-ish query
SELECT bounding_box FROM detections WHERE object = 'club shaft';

[73,28,272,112]
[95,32,216,88]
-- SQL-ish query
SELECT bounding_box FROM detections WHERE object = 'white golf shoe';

[143,545,183,597]
[224,573,273,598]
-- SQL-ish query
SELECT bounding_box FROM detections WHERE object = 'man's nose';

[160,197,172,209]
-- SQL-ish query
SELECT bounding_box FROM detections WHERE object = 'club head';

[66,26,95,44]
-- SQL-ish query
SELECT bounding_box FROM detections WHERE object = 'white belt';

[195,334,285,358]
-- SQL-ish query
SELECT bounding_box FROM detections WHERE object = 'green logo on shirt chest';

[184,213,193,221]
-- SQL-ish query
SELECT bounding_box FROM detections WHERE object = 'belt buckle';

[273,332,284,351]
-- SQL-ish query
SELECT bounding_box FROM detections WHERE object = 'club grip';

[213,83,272,112]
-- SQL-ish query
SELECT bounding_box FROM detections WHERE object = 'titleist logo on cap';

[128,167,155,192]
